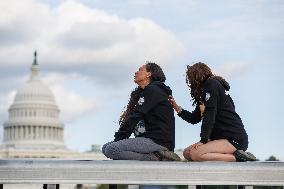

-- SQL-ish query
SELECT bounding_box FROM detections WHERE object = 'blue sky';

[0,0,283,160]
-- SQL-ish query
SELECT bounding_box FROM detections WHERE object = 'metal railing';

[0,159,283,189]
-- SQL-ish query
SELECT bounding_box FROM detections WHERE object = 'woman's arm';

[169,95,202,124]
[114,112,143,141]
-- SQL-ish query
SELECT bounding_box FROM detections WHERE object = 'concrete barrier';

[0,159,283,188]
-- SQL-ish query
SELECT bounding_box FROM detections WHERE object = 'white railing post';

[188,186,196,189]
[245,186,253,189]
[128,185,139,189]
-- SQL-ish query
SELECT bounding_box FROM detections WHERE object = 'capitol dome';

[14,78,55,103]
[3,52,65,151]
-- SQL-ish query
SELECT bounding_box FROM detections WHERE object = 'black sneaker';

[155,150,181,161]
[234,150,257,162]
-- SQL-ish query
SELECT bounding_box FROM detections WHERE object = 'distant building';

[0,52,106,160]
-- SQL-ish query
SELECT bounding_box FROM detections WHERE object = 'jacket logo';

[138,97,145,105]
[134,120,146,136]
[205,93,211,101]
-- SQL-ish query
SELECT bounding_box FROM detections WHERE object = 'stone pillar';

[28,126,31,139]
[44,127,48,139]
[4,127,6,141]
[39,126,43,140]
[30,125,35,139]
[11,127,14,140]
[43,127,46,139]
[9,127,12,140]
[6,127,8,141]
[42,126,45,139]
[52,127,55,139]
[28,125,31,139]
[48,126,51,139]
[24,126,27,139]
[14,126,17,140]
[31,125,33,139]
[25,126,28,139]
[35,126,38,139]
[22,126,25,139]
[39,126,42,139]
[20,126,23,140]
[54,127,57,139]
[12,126,15,140]
[15,126,18,140]
[33,126,36,139]
[18,126,21,140]
[56,128,59,140]
[53,127,56,139]
[50,127,53,139]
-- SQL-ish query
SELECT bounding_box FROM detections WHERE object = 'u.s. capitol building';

[0,52,105,160]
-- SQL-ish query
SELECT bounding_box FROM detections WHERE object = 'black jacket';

[114,81,175,151]
[178,77,247,144]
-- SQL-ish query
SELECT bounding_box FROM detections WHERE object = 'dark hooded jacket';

[178,76,248,144]
[114,81,175,151]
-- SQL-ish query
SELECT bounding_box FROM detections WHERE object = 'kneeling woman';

[102,62,180,161]
[170,62,256,162]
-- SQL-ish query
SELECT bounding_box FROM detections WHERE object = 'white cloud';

[42,72,87,85]
[49,84,97,123]
[0,90,17,125]
[0,0,184,69]
[184,10,284,53]
[41,73,97,123]
[214,61,255,79]
[128,0,151,5]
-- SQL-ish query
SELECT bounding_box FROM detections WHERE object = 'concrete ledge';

[0,159,284,185]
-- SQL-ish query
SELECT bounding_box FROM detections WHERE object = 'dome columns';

[4,125,64,142]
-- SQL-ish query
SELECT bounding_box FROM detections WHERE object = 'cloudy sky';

[0,0,283,160]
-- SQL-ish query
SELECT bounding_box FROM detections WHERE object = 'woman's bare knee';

[183,149,191,160]
[190,149,204,161]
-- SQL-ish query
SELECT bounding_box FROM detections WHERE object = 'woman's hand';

[168,95,182,113]
[183,142,204,159]
[199,101,205,116]
[189,141,203,151]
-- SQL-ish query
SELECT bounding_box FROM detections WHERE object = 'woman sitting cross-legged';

[102,62,180,161]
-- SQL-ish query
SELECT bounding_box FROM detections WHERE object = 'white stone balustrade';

[0,160,283,188]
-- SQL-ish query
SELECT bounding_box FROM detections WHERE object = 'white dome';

[14,80,55,103]
[3,52,65,150]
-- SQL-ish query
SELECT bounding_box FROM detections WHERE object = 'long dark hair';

[119,62,166,126]
[186,62,213,105]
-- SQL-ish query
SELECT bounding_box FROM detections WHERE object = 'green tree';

[265,155,279,161]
